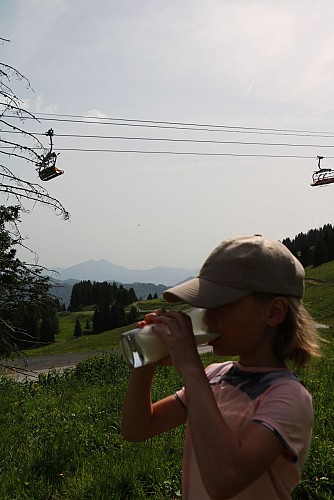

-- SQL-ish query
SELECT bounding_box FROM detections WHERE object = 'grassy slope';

[24,265,334,357]
[24,300,189,357]
[304,261,334,325]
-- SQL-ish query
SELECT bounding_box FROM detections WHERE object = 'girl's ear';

[267,297,289,327]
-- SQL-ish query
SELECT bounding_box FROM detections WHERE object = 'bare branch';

[0,165,70,220]
[0,118,44,147]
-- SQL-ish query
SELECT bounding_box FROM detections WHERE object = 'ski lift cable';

[3,112,334,138]
[2,129,334,149]
[25,111,334,137]
[2,145,332,158]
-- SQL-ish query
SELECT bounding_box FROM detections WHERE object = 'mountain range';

[46,259,197,307]
[46,259,197,285]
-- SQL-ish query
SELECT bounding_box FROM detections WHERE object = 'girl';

[122,235,320,499]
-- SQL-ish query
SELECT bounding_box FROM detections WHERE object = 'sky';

[2,0,334,272]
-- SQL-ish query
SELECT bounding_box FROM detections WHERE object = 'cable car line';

[24,111,334,137]
[2,130,334,149]
[3,112,334,138]
[2,145,332,158]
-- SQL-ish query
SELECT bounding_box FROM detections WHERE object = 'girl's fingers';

[137,309,168,327]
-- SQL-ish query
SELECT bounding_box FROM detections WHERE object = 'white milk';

[120,308,219,368]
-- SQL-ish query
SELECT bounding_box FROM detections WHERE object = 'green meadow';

[0,269,334,498]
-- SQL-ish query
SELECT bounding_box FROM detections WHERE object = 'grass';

[1,344,334,499]
[291,336,334,498]
[304,260,334,325]
[0,353,185,499]
[2,266,334,498]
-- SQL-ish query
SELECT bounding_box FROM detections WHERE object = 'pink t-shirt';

[176,361,313,499]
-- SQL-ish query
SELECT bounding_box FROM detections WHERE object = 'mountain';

[47,259,197,286]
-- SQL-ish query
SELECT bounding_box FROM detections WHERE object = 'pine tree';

[74,318,83,337]
[40,307,59,344]
[313,236,329,267]
[0,206,56,356]
[127,305,139,325]
[85,318,92,333]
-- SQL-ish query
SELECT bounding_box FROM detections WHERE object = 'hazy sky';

[2,0,334,271]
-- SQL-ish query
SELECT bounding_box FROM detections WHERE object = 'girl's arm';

[121,363,187,442]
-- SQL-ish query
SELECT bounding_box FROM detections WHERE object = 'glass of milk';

[120,308,219,368]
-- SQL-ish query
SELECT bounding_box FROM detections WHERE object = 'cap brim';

[163,277,251,309]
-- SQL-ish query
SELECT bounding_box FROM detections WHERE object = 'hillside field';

[24,299,190,357]
[1,265,334,498]
[23,261,334,358]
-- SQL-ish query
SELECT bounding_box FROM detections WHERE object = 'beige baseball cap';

[163,235,305,308]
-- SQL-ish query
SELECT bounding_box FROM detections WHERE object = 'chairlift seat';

[311,171,334,187]
[39,166,64,181]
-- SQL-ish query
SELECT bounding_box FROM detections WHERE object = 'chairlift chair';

[36,129,64,181]
[310,156,334,187]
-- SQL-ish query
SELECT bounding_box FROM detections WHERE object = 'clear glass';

[120,308,219,368]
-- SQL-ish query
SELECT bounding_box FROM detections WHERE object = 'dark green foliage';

[73,317,82,337]
[93,299,112,334]
[70,281,139,334]
[92,300,128,333]
[313,237,329,267]
[127,305,140,324]
[282,223,334,268]
[0,206,57,356]
[84,317,92,333]
[68,280,138,311]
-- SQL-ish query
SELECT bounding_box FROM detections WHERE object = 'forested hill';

[68,281,137,311]
[282,223,334,268]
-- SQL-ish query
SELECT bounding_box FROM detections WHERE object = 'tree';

[127,305,139,324]
[93,300,111,334]
[84,318,92,333]
[110,302,126,329]
[0,205,58,356]
[68,281,138,311]
[313,236,329,268]
[300,244,311,268]
[40,306,59,344]
[74,318,83,338]
[0,39,70,357]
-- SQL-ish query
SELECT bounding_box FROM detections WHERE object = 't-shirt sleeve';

[251,380,313,462]
[175,362,233,408]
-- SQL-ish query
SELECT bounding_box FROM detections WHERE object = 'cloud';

[86,109,109,119]
[23,94,57,114]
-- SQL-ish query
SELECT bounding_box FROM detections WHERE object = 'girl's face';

[204,294,280,366]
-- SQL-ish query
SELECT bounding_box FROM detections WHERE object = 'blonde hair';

[254,293,321,367]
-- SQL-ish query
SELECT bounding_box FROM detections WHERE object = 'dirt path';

[0,350,113,375]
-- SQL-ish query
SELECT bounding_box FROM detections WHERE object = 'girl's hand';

[137,309,173,367]
[152,311,202,375]
[137,308,168,328]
